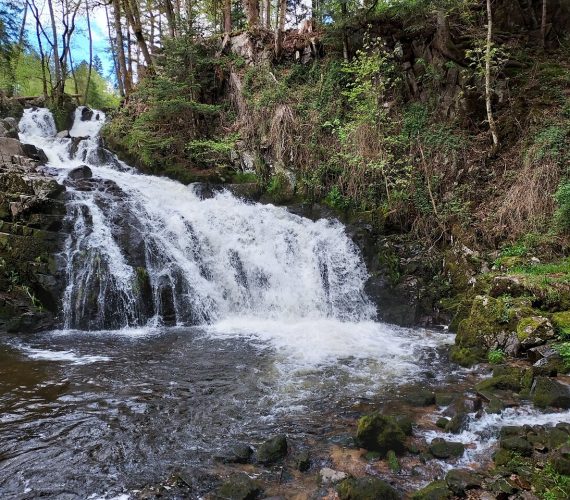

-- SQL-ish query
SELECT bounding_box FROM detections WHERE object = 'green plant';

[553,342,570,365]
[488,349,505,364]
[554,181,570,232]
[324,185,352,211]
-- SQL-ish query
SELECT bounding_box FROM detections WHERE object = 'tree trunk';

[223,0,232,33]
[485,0,499,152]
[85,0,93,105]
[275,0,286,58]
[47,0,63,102]
[113,0,131,95]
[265,0,270,28]
[244,0,260,29]
[164,0,177,37]
[123,0,154,72]
[540,0,547,49]
[341,1,350,62]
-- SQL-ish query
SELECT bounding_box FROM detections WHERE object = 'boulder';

[551,444,570,475]
[319,468,348,485]
[337,477,401,500]
[499,436,533,456]
[0,137,24,158]
[21,143,48,164]
[404,389,436,407]
[214,475,262,500]
[295,450,310,472]
[490,275,526,297]
[355,413,407,456]
[531,377,570,409]
[552,311,570,337]
[516,316,555,349]
[67,165,93,181]
[445,469,483,495]
[56,130,70,139]
[256,435,287,464]
[81,107,94,121]
[445,413,469,434]
[429,438,465,459]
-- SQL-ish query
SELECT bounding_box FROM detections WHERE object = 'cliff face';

[0,126,67,333]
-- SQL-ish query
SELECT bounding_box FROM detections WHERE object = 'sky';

[22,1,116,83]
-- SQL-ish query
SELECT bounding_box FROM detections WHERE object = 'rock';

[531,377,570,409]
[81,107,94,121]
[295,450,310,472]
[516,316,555,349]
[56,130,70,139]
[3,117,17,129]
[67,165,93,181]
[445,469,482,495]
[445,413,468,434]
[355,413,407,456]
[500,436,533,456]
[405,389,436,407]
[436,417,450,429]
[256,435,287,464]
[552,311,570,337]
[337,477,401,500]
[551,444,570,475]
[429,438,465,459]
[547,427,570,449]
[225,444,254,464]
[0,137,24,158]
[319,467,347,485]
[490,275,526,297]
[435,392,455,406]
[411,480,453,499]
[21,144,48,164]
[215,475,262,500]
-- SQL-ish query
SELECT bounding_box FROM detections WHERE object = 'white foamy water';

[12,343,110,364]
[18,106,453,370]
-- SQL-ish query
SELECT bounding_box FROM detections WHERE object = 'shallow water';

[0,324,453,498]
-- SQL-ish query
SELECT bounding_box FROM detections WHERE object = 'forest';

[1,0,570,499]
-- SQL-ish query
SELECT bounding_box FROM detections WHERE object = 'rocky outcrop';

[0,124,66,333]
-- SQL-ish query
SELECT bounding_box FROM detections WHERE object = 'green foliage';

[488,349,506,364]
[554,182,570,232]
[324,185,352,211]
[186,134,238,168]
[553,342,570,364]
[532,126,570,162]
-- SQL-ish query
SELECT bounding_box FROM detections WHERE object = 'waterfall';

[19,107,376,331]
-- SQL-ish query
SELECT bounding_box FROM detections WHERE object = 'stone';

[81,107,94,121]
[67,165,93,181]
[445,413,468,434]
[435,392,455,406]
[337,477,401,500]
[445,469,482,495]
[500,436,533,456]
[319,467,347,485]
[21,144,48,164]
[551,444,570,475]
[56,130,70,139]
[256,434,287,464]
[531,377,570,409]
[436,417,450,429]
[0,137,24,158]
[517,316,555,349]
[225,444,254,464]
[411,480,452,499]
[215,475,261,500]
[295,450,310,472]
[490,275,526,297]
[429,438,465,459]
[355,413,407,456]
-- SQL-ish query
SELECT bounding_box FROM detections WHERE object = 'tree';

[275,0,286,58]
[485,0,499,152]
[541,0,547,49]
[243,0,260,28]
[84,0,93,105]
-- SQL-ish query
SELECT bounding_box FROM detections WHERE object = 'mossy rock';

[450,345,481,367]
[445,469,482,495]
[531,377,570,409]
[215,475,262,500]
[500,437,533,456]
[256,435,288,464]
[493,448,517,466]
[552,311,570,338]
[355,413,407,456]
[429,438,465,459]
[337,477,401,500]
[411,480,452,500]
[516,316,554,347]
[404,389,436,407]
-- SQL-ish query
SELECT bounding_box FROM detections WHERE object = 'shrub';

[488,349,505,364]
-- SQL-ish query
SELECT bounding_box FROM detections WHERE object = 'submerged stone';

[337,477,401,500]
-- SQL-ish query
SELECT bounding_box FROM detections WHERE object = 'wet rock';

[337,477,401,500]
[531,377,570,409]
[56,130,70,139]
[436,417,450,429]
[546,427,569,449]
[516,316,555,349]
[0,118,19,139]
[355,413,407,456]
[67,165,93,181]
[500,436,533,456]
[21,143,48,164]
[220,444,254,464]
[405,389,436,407]
[445,469,483,495]
[445,413,468,434]
[214,475,262,500]
[81,107,94,121]
[429,438,465,459]
[256,435,287,464]
[319,467,347,485]
[435,392,455,407]
[411,480,452,499]
[295,450,310,472]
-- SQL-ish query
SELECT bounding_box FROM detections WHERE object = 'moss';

[412,480,452,500]
[337,477,401,500]
[552,311,570,338]
[355,413,407,457]
[450,345,480,367]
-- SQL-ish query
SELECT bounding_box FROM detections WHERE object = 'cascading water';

[19,107,375,331]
